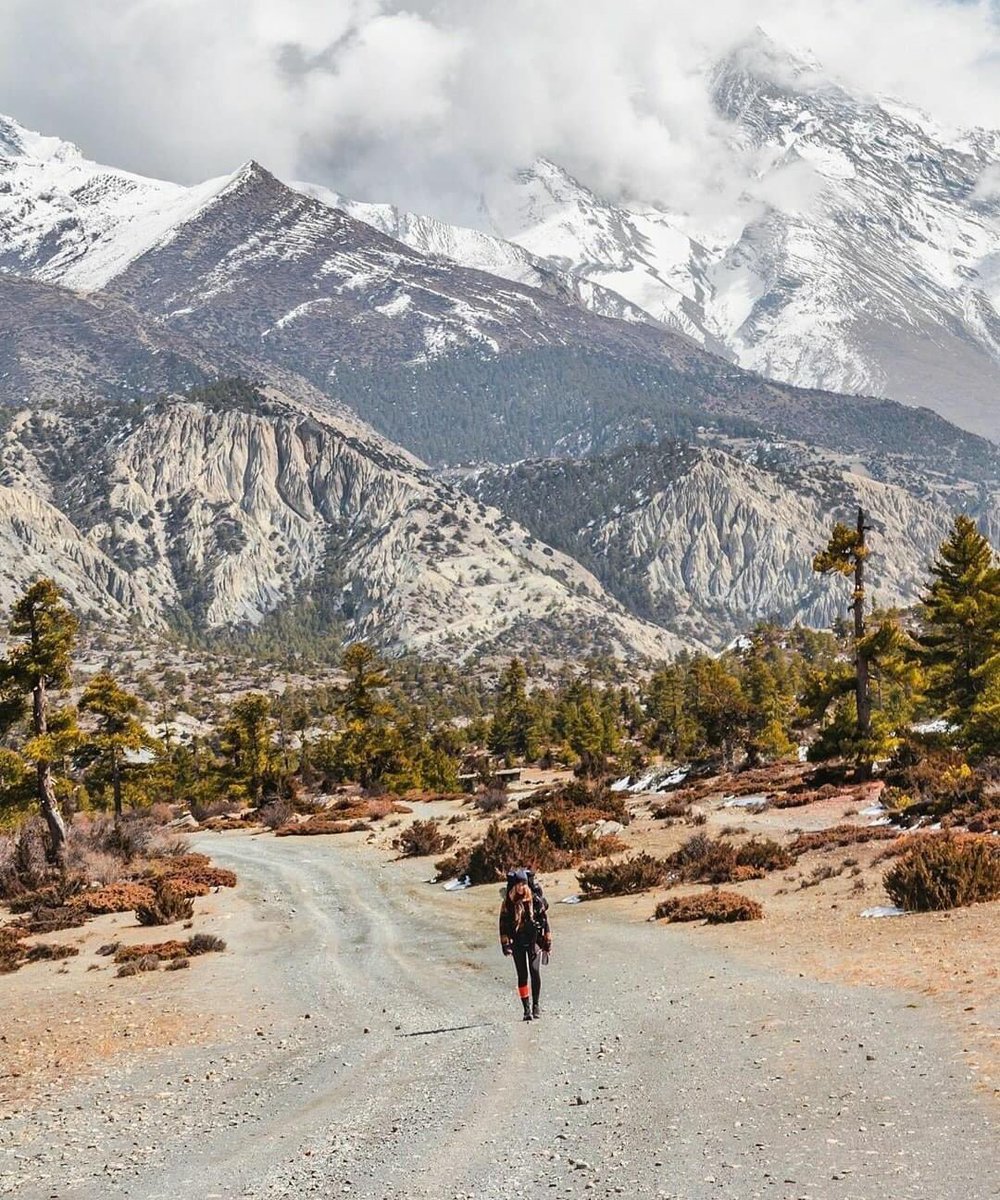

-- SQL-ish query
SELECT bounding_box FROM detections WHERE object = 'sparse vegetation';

[577,853,667,897]
[883,834,1000,911]
[655,890,763,923]
[185,933,226,956]
[135,879,195,926]
[393,820,456,858]
[789,825,899,855]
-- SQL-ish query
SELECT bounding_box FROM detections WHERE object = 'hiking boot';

[532,1003,541,1019]
[522,999,533,1022]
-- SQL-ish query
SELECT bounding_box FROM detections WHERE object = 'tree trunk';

[33,673,67,867]
[853,507,873,779]
[112,748,123,824]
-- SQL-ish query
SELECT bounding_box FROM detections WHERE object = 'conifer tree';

[79,672,152,822]
[645,662,699,759]
[919,516,1000,727]
[966,654,1000,758]
[742,636,796,764]
[0,580,78,865]
[228,692,274,803]
[813,508,873,760]
[686,656,749,765]
[488,659,540,760]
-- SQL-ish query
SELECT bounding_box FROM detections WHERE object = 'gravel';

[2,834,996,1200]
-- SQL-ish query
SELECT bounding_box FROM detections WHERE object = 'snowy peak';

[0,113,82,163]
[0,116,249,292]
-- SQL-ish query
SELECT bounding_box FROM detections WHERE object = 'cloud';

[0,0,999,224]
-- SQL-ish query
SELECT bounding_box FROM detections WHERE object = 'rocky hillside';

[0,378,685,661]
[462,437,1000,647]
[1,111,998,660]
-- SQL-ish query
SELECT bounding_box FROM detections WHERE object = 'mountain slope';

[473,40,1000,440]
[2,115,996,478]
[462,437,1000,647]
[0,362,687,660]
[0,114,233,292]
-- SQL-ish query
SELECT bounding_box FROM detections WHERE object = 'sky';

[1,0,999,224]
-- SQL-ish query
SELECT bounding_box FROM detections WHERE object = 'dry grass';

[655,889,763,924]
[24,942,80,963]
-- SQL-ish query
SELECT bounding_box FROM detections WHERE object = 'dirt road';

[3,833,997,1200]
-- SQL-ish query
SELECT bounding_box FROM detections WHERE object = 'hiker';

[499,870,552,1022]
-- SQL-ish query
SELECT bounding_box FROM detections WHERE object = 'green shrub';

[883,834,1000,911]
[576,853,667,897]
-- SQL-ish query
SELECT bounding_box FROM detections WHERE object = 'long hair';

[504,880,534,931]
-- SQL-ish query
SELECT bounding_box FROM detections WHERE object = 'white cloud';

[0,0,998,223]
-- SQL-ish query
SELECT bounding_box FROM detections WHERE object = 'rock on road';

[3,833,997,1200]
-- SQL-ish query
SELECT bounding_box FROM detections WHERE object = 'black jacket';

[499,896,551,952]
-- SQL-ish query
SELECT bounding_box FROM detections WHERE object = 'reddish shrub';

[70,882,155,915]
[115,940,189,963]
[655,889,763,923]
[790,825,899,855]
[275,816,369,836]
[735,838,797,872]
[394,820,456,858]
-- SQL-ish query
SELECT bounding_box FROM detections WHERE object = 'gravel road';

[3,833,997,1200]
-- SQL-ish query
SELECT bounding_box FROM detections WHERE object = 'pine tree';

[686,656,749,765]
[920,516,1000,727]
[966,654,1000,758]
[228,693,274,803]
[813,509,873,757]
[0,581,79,865]
[645,663,699,759]
[78,672,152,822]
[741,631,796,764]
[488,659,540,761]
[341,643,391,723]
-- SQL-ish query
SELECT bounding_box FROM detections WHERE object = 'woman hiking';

[499,869,551,1021]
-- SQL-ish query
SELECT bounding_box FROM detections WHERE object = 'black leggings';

[512,944,541,1005]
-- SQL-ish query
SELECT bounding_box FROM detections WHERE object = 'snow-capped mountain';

[0,114,236,292]
[297,37,1000,442]
[492,44,1000,441]
[0,107,998,661]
